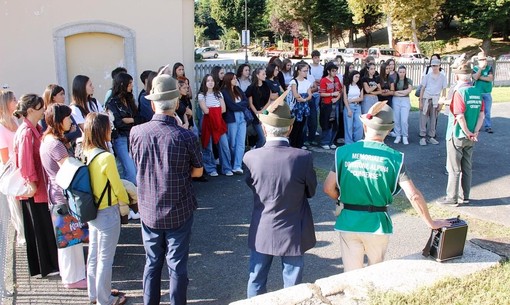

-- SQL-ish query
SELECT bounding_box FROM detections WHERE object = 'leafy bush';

[221,29,241,51]
[419,40,447,56]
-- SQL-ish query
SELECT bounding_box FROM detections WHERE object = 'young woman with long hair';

[172,62,193,99]
[104,72,139,185]
[385,58,397,83]
[361,63,382,114]
[246,67,271,148]
[211,66,226,90]
[13,94,59,278]
[70,75,104,130]
[392,65,413,145]
[319,63,342,150]
[198,74,232,177]
[378,63,394,107]
[265,63,284,101]
[221,72,248,174]
[236,64,251,93]
[288,62,313,149]
[41,84,81,146]
[281,59,294,88]
[268,56,286,89]
[0,90,25,245]
[82,112,129,305]
[40,104,87,289]
[343,71,364,144]
[176,79,195,132]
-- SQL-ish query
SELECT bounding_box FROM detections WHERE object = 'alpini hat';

[452,62,473,75]
[145,74,180,101]
[258,89,295,127]
[360,101,394,131]
[477,47,487,60]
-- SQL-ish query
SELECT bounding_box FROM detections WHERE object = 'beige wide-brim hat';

[258,89,295,127]
[452,63,473,74]
[145,74,180,101]
[360,101,394,131]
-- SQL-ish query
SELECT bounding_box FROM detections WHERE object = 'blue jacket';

[221,87,248,124]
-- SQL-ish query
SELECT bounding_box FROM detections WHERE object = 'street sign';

[242,30,250,46]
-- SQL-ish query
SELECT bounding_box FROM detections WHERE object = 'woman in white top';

[70,75,104,131]
[288,62,312,149]
[0,90,25,246]
[236,64,252,93]
[343,70,364,144]
[198,74,232,177]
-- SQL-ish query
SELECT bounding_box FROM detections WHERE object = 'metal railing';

[193,59,510,94]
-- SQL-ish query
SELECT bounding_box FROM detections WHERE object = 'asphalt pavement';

[3,102,509,305]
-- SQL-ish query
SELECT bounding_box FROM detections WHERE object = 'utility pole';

[244,0,248,63]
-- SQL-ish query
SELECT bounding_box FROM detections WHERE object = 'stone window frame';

[53,20,137,100]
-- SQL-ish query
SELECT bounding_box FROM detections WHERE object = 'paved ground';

[3,102,509,305]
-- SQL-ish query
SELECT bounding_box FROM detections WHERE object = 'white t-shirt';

[70,100,105,125]
[289,78,312,94]
[347,85,362,101]
[421,72,447,98]
[310,64,323,83]
[198,92,223,108]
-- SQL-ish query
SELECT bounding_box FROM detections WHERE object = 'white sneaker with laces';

[403,137,409,145]
[225,171,234,176]
[419,138,427,146]
[321,145,330,150]
[394,136,401,144]
[129,210,140,220]
[209,171,219,177]
[389,131,397,137]
[330,144,337,149]
[428,137,439,145]
[301,146,308,150]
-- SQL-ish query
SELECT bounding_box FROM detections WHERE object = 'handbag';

[0,159,30,196]
[414,84,423,97]
[51,204,89,248]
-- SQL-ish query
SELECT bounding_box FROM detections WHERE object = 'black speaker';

[422,216,468,262]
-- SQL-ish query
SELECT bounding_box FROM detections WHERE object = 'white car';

[195,47,219,59]
[321,48,345,64]
[398,53,428,63]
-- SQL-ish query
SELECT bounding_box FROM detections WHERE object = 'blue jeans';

[227,112,247,170]
[304,92,320,143]
[203,134,232,174]
[482,93,492,128]
[252,122,266,148]
[87,205,121,305]
[344,103,363,144]
[113,135,137,185]
[247,250,304,298]
[141,215,194,305]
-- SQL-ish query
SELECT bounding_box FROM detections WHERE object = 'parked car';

[368,47,400,63]
[498,54,510,61]
[398,53,428,63]
[441,54,463,64]
[321,48,345,64]
[195,47,219,59]
[342,48,368,64]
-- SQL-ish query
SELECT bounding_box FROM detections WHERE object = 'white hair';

[152,98,178,111]
[262,123,290,137]
[365,127,389,138]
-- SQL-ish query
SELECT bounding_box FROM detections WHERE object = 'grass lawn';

[410,87,510,111]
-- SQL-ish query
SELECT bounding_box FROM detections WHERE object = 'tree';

[458,0,510,53]
[210,0,266,43]
[278,0,318,49]
[314,0,353,47]
[265,0,302,41]
[438,0,464,29]
[347,0,383,47]
[195,0,222,41]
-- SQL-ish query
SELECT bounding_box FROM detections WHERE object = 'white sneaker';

[233,168,244,175]
[389,131,397,137]
[321,145,330,150]
[403,137,409,145]
[419,138,427,146]
[427,137,439,145]
[330,144,337,149]
[209,171,219,177]
[394,136,401,144]
[225,171,234,176]
[129,210,140,220]
[301,146,308,150]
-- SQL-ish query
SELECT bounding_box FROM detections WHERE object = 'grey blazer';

[243,140,317,256]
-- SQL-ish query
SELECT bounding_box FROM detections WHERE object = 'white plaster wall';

[0,0,194,100]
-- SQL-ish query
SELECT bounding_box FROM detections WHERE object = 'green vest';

[334,141,404,234]
[446,86,482,140]
[473,66,493,93]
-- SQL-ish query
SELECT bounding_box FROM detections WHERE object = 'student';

[288,62,312,149]
[82,112,129,305]
[392,65,413,145]
[319,63,342,150]
[246,68,271,148]
[70,75,104,131]
[104,67,128,105]
[343,71,364,144]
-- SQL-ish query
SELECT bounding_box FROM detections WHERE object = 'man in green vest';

[437,62,485,207]
[472,49,493,133]
[323,101,450,272]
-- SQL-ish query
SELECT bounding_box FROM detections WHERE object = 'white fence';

[193,59,510,95]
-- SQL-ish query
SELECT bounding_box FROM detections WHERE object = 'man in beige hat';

[130,74,203,305]
[472,48,494,133]
[323,101,450,272]
[437,62,485,207]
[243,91,317,297]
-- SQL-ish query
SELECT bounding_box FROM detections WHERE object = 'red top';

[201,106,227,148]
[14,118,48,203]
[320,76,342,104]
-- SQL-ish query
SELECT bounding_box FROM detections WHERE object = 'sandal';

[112,295,127,305]
[90,290,122,304]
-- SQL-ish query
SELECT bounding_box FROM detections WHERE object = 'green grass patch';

[391,195,510,239]
[369,260,510,305]
[410,87,510,111]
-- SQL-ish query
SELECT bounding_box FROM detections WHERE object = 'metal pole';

[244,0,248,63]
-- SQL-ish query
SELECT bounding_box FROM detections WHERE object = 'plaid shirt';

[130,114,202,229]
